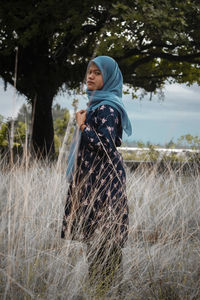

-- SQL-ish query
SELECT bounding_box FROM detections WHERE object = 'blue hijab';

[87,56,132,136]
[66,56,132,181]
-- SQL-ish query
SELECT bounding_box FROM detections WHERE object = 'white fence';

[118,147,199,153]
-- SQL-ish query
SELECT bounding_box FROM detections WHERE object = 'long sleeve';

[81,105,121,156]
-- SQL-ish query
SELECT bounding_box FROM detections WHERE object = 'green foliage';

[54,110,70,136]
[0,104,30,151]
[120,146,160,162]
[0,120,27,149]
[0,0,112,156]
[17,103,31,124]
[53,106,71,154]
[0,103,72,156]
[165,139,176,149]
[0,123,9,147]
[97,0,200,91]
[120,135,200,162]
[161,152,184,163]
[0,115,4,124]
[1,0,200,95]
[14,121,27,147]
[147,144,160,161]
[137,141,145,148]
[54,134,62,154]
[177,134,200,150]
[0,0,110,98]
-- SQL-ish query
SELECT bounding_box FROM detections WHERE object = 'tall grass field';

[0,158,200,299]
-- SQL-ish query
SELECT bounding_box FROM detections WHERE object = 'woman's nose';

[88,72,94,79]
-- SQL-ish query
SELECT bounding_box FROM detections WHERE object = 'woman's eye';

[88,70,101,75]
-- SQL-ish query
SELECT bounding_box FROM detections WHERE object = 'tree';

[0,115,4,124]
[97,0,200,93]
[0,0,112,157]
[17,104,32,123]
[0,119,27,157]
[178,134,200,149]
[0,103,72,158]
[165,139,176,149]
[1,1,200,157]
[0,123,9,148]
[53,104,71,154]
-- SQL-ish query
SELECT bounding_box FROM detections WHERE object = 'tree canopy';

[1,0,111,157]
[0,0,200,157]
[98,0,200,92]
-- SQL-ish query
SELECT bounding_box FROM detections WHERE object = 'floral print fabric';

[61,105,129,248]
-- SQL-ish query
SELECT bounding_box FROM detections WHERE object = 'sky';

[0,79,200,145]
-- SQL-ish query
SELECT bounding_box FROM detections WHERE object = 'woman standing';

[61,56,132,293]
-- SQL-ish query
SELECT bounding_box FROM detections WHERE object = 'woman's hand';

[76,110,87,130]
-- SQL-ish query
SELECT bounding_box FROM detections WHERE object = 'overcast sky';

[0,79,200,145]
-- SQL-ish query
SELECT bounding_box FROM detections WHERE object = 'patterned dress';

[61,104,129,248]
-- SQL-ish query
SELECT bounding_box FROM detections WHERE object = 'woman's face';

[86,62,103,90]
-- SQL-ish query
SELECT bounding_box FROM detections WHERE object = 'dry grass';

[0,158,200,299]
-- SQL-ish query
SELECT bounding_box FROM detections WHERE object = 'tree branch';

[155,52,200,63]
[119,42,200,61]
[119,51,200,71]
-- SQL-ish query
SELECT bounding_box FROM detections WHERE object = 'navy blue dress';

[61,104,129,248]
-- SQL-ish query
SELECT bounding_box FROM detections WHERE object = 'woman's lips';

[87,81,94,85]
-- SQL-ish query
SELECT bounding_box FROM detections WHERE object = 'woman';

[61,56,132,292]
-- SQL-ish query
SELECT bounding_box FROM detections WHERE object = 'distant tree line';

[123,135,200,150]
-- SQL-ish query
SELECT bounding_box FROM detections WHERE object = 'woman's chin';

[87,86,96,91]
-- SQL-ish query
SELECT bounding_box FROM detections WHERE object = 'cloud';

[174,83,200,95]
[0,80,26,118]
[123,82,200,123]
[130,109,200,121]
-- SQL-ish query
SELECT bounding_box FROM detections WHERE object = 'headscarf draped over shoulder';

[66,56,132,181]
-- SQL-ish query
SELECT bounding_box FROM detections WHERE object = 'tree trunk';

[31,94,55,159]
